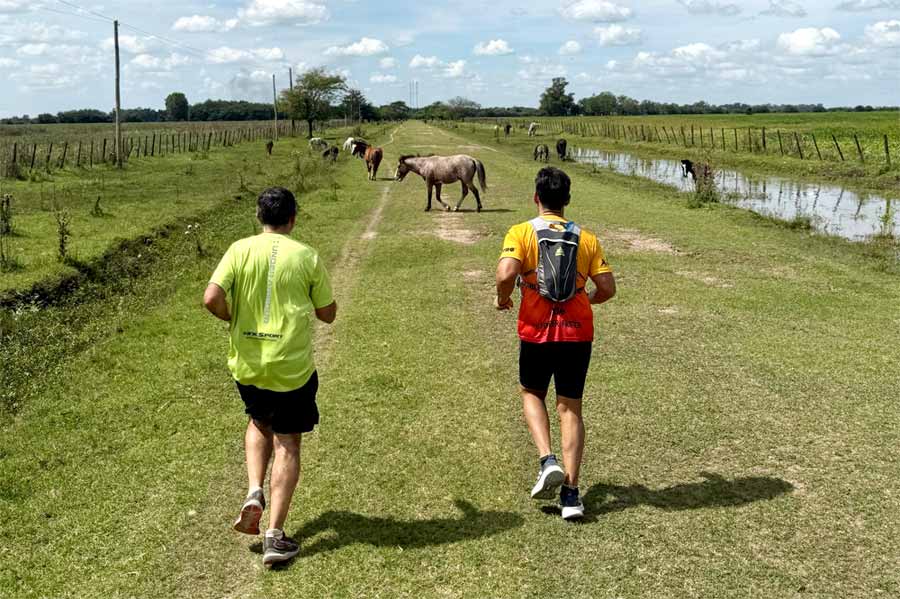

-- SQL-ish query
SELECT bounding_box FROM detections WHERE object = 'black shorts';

[519,341,592,400]
[236,371,320,435]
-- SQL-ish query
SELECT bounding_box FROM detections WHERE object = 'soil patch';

[434,215,480,245]
[675,270,734,288]
[603,229,680,255]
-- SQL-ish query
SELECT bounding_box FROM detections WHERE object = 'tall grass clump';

[1,194,13,235]
[687,159,721,208]
[55,210,71,262]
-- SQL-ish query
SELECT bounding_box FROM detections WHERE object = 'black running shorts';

[236,371,320,434]
[519,341,592,400]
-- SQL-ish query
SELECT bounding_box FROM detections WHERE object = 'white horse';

[343,137,369,151]
[528,122,539,137]
[309,137,328,151]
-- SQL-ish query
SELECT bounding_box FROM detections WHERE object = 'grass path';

[2,121,899,598]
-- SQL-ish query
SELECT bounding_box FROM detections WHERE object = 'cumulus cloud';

[836,0,900,10]
[0,0,30,13]
[172,15,238,33]
[594,25,642,46]
[409,54,468,78]
[865,20,900,46]
[776,27,842,56]
[207,46,285,64]
[517,61,567,80]
[0,57,19,67]
[558,41,582,55]
[0,22,86,44]
[760,0,807,17]
[677,0,741,16]
[559,0,632,22]
[379,57,396,69]
[16,43,49,56]
[324,37,388,57]
[101,35,158,54]
[370,73,398,83]
[130,53,191,71]
[473,39,514,55]
[237,0,328,27]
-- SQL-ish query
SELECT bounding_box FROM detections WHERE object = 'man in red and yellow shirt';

[495,167,616,520]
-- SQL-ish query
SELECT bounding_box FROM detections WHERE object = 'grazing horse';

[343,137,369,151]
[533,144,550,163]
[681,159,695,179]
[504,123,512,137]
[322,146,339,162]
[528,122,539,137]
[265,140,274,156]
[395,154,487,212]
[309,137,328,151]
[352,141,383,180]
[556,139,568,161]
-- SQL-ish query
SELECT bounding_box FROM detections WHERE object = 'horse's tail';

[475,159,487,192]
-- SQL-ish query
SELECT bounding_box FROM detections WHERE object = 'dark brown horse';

[322,146,338,162]
[265,140,274,156]
[351,141,383,180]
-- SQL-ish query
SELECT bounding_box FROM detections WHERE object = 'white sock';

[265,528,283,539]
[248,486,263,497]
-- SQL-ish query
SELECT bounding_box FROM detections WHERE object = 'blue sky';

[1,0,898,117]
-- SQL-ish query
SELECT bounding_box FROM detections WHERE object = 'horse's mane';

[398,154,416,162]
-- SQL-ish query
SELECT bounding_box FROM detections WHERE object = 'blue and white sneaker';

[559,485,585,520]
[531,455,566,500]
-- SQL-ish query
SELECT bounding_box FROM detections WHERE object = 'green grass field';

[1,121,899,598]
[471,111,900,192]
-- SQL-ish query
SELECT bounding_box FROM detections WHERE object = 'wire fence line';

[467,117,894,167]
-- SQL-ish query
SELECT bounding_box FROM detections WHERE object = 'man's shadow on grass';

[252,499,523,565]
[542,472,794,523]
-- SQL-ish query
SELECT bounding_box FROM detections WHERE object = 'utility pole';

[114,19,122,168]
[415,80,419,110]
[272,73,278,141]
[288,67,293,89]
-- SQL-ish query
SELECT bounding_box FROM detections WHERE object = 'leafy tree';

[539,78,577,116]
[342,89,378,122]
[280,68,346,138]
[579,92,617,116]
[36,113,58,124]
[380,101,411,121]
[446,97,481,120]
[165,92,189,121]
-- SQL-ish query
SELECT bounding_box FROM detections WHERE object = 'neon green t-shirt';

[209,232,333,392]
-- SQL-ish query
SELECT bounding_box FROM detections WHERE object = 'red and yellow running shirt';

[500,215,612,343]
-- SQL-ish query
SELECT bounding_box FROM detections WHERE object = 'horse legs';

[435,183,450,211]
[471,185,483,213]
[426,180,433,211]
[454,183,469,212]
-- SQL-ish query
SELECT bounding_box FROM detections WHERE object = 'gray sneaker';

[263,533,300,566]
[233,489,265,535]
[531,455,566,500]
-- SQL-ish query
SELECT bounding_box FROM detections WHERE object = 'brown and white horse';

[351,141,383,180]
[395,154,487,212]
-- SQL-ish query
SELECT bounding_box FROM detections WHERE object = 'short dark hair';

[535,167,571,211]
[257,187,296,226]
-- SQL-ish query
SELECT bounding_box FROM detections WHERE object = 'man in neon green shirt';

[204,187,336,567]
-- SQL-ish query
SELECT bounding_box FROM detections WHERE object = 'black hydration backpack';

[530,217,581,302]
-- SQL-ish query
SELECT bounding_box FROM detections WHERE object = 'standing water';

[571,147,898,242]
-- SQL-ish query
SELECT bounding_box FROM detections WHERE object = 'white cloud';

[0,0,30,13]
[777,27,842,56]
[100,35,158,54]
[16,43,49,56]
[379,57,397,69]
[836,0,900,10]
[1,22,86,44]
[324,37,389,57]
[0,57,19,67]
[677,0,741,16]
[172,15,238,33]
[409,54,468,78]
[559,0,632,22]
[558,41,582,55]
[594,25,642,46]
[473,39,514,55]
[129,52,192,72]
[760,0,807,17]
[370,73,398,83]
[237,0,328,26]
[207,46,285,64]
[517,61,567,80]
[131,54,161,69]
[865,20,900,47]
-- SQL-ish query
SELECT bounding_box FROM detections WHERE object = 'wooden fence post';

[76,141,82,167]
[762,128,767,153]
[10,142,17,173]
[794,132,804,159]
[832,134,844,161]
[747,128,752,153]
[30,143,37,169]
[101,138,107,162]
[90,140,94,168]
[885,134,892,168]
[691,125,695,146]
[46,143,53,171]
[777,130,784,156]
[151,133,156,157]
[721,128,726,151]
[734,128,738,151]
[811,134,822,160]
[854,134,864,163]
[59,141,68,168]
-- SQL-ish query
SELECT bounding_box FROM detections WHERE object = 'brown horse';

[351,141,383,180]
[395,154,487,212]
[265,140,274,156]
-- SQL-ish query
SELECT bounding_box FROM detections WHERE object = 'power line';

[54,0,114,22]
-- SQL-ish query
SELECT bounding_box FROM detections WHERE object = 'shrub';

[687,159,720,208]
[55,210,71,262]
[1,194,12,235]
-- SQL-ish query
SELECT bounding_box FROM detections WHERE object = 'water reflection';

[571,147,898,242]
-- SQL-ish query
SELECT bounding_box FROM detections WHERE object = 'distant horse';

[322,146,339,162]
[343,137,369,151]
[352,141,383,180]
[396,154,487,212]
[681,159,712,182]
[528,122,539,137]
[556,139,568,161]
[681,159,695,179]
[265,140,274,156]
[309,137,328,151]
[533,144,550,162]
[504,123,512,137]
